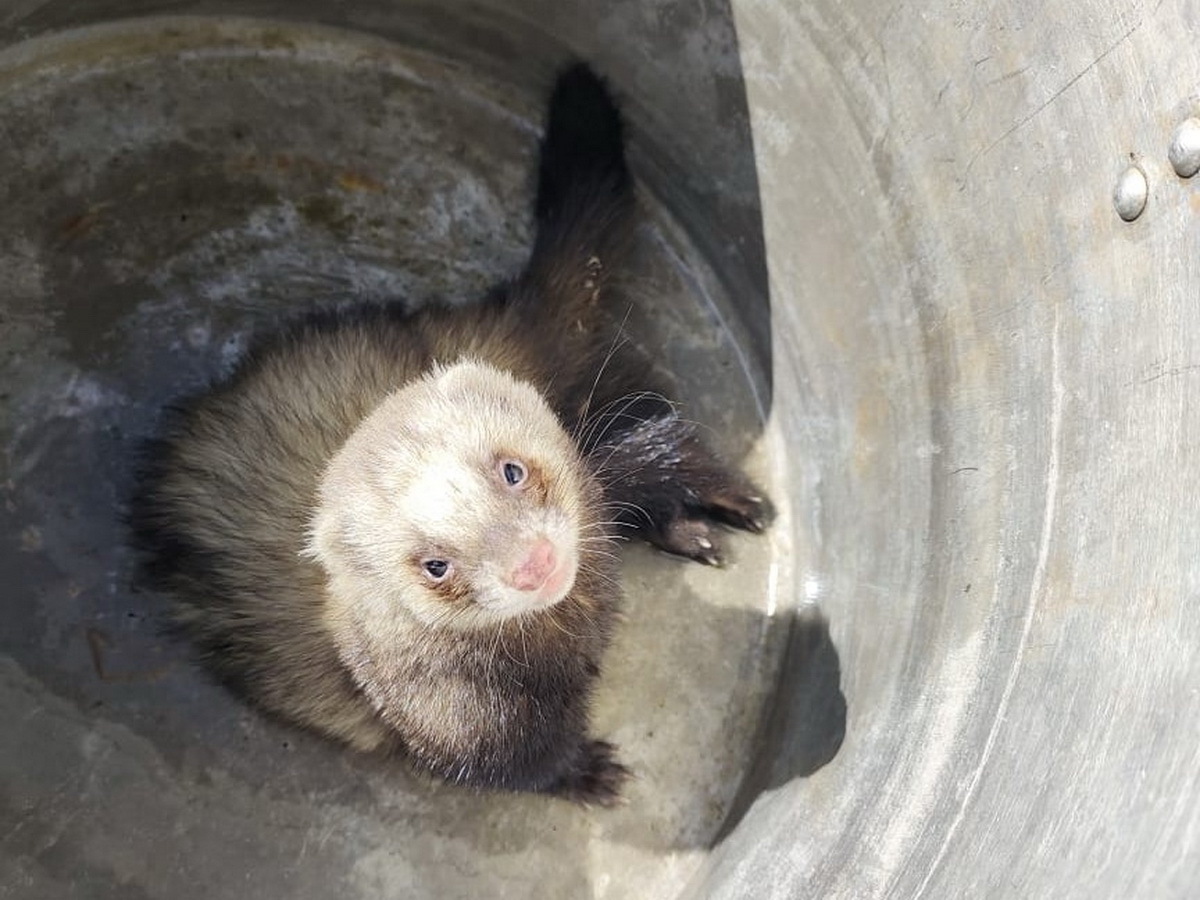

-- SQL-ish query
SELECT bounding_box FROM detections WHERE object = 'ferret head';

[307,359,591,634]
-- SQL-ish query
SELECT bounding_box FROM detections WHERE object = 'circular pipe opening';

[2,3,1197,899]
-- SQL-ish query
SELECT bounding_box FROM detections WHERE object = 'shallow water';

[0,19,790,898]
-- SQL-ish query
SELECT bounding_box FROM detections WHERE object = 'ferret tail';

[535,62,631,227]
[514,63,636,320]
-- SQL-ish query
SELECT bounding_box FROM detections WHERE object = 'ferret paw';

[649,483,773,566]
[593,413,773,562]
[555,740,631,807]
[701,485,772,535]
[656,517,726,566]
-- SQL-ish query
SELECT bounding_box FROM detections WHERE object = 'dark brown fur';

[131,63,766,805]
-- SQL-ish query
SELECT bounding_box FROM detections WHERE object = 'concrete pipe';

[0,2,1196,898]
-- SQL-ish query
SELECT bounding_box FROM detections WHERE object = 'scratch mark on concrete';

[1132,363,1200,386]
[957,15,1149,190]
[987,65,1030,86]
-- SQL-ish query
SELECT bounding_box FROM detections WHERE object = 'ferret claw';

[655,518,727,566]
[706,486,773,535]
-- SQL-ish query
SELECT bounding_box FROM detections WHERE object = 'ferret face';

[308,360,589,634]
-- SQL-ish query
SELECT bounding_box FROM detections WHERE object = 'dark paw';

[590,409,773,564]
[705,486,773,534]
[554,740,631,808]
[649,485,773,566]
[656,517,726,566]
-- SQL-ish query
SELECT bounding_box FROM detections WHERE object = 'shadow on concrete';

[712,610,848,846]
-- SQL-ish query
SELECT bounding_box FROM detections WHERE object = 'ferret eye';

[500,460,527,487]
[422,559,451,581]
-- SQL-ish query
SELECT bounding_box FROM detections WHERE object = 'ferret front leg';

[585,405,771,565]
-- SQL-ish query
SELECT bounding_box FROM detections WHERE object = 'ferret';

[131,63,768,806]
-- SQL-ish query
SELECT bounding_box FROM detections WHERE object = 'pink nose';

[507,537,558,592]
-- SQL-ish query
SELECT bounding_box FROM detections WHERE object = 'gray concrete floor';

[0,20,791,898]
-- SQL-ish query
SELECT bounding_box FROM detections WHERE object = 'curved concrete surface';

[699,2,1200,897]
[0,1,1197,898]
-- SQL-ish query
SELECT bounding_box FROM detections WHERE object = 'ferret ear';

[303,507,343,568]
